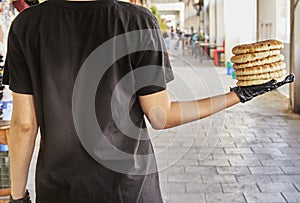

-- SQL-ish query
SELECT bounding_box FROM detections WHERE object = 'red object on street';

[213,49,224,66]
[12,0,29,12]
[213,40,225,66]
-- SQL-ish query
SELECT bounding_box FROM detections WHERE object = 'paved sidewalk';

[26,51,300,203]
[153,51,300,203]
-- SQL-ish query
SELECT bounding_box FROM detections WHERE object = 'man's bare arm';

[8,93,38,199]
[139,90,240,129]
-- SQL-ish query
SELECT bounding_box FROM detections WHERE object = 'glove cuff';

[230,87,247,103]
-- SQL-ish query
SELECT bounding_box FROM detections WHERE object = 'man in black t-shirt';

[3,0,294,203]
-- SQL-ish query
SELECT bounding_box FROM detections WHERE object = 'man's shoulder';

[11,1,48,31]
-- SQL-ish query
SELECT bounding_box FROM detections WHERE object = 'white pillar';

[216,0,225,46]
[223,0,257,64]
[209,0,216,43]
[291,0,300,112]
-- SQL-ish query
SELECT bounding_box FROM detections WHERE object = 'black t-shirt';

[3,0,174,202]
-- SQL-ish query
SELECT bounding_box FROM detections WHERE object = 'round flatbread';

[233,54,284,69]
[235,61,286,76]
[232,39,284,55]
[236,69,287,81]
[231,50,281,64]
[237,76,284,86]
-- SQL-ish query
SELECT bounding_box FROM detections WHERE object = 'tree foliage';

[150,5,168,32]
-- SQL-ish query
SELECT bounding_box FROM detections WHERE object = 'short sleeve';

[134,20,174,96]
[2,24,33,94]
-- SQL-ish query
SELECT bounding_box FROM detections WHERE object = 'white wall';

[223,0,257,63]
[258,0,276,40]
[258,0,290,42]
[276,0,290,43]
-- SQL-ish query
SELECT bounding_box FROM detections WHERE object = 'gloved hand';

[230,73,295,103]
[9,190,31,203]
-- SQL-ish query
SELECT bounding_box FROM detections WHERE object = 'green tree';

[150,6,168,32]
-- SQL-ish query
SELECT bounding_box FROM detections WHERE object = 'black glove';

[230,74,295,103]
[9,190,31,203]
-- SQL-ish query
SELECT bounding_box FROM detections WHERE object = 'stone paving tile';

[241,154,272,160]
[249,166,284,175]
[221,183,260,193]
[258,183,298,193]
[281,193,300,203]
[236,175,273,184]
[199,147,225,154]
[289,142,300,147]
[293,183,300,191]
[184,166,217,174]
[245,137,273,143]
[166,147,198,154]
[164,193,206,203]
[156,158,170,166]
[160,183,186,193]
[292,160,300,166]
[249,128,266,134]
[168,174,202,183]
[270,175,300,183]
[199,159,230,166]
[224,148,253,154]
[183,153,213,159]
[171,158,199,166]
[211,153,243,160]
[202,175,237,184]
[205,193,246,203]
[235,142,264,148]
[229,159,262,167]
[218,132,231,138]
[214,142,237,148]
[230,133,256,139]
[262,142,290,148]
[260,160,294,167]
[216,166,250,175]
[159,166,184,174]
[281,167,300,175]
[280,147,300,154]
[186,183,222,193]
[251,147,283,155]
[159,173,168,182]
[212,153,243,160]
[220,137,247,143]
[155,152,186,159]
[155,140,183,147]
[271,154,300,160]
[271,137,298,143]
[243,193,286,203]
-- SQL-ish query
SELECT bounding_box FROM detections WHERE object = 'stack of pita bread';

[231,39,286,86]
